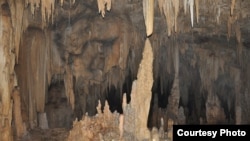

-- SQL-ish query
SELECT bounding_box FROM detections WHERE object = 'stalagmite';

[143,0,154,36]
[167,119,174,141]
[189,0,194,27]
[38,112,49,129]
[67,100,120,141]
[130,38,154,140]
[119,114,124,139]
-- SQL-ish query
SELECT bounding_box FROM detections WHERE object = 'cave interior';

[0,0,250,140]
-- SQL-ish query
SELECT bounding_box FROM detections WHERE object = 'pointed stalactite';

[28,30,47,113]
[216,6,221,25]
[227,15,237,41]
[184,0,187,15]
[64,53,75,110]
[230,67,241,124]
[158,0,164,15]
[163,0,174,36]
[231,0,236,16]
[8,0,25,63]
[189,0,194,27]
[41,0,55,27]
[60,0,64,6]
[159,0,179,36]
[27,0,40,15]
[227,16,232,40]
[97,0,112,17]
[26,0,56,27]
[173,0,179,32]
[167,45,180,122]
[195,0,199,24]
[143,0,154,36]
[235,23,243,66]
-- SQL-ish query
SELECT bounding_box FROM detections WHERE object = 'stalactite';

[195,0,199,24]
[97,0,112,17]
[143,0,154,36]
[28,30,47,114]
[173,0,179,32]
[231,0,235,16]
[41,0,55,27]
[230,67,241,124]
[163,0,174,36]
[235,23,241,44]
[8,0,25,63]
[216,6,221,25]
[227,16,232,40]
[184,0,187,15]
[60,0,64,6]
[206,93,226,124]
[227,15,237,41]
[159,0,180,36]
[158,0,164,15]
[64,53,75,110]
[235,23,243,66]
[28,0,40,15]
[167,45,180,123]
[189,0,194,27]
[106,0,111,11]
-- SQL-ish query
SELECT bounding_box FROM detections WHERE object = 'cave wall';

[0,0,250,140]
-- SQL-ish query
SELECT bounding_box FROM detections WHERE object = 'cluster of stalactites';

[97,0,112,17]
[25,0,75,27]
[157,0,200,36]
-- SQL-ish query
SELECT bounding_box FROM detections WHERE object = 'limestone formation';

[0,0,250,140]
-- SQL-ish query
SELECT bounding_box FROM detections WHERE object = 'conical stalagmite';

[130,38,154,140]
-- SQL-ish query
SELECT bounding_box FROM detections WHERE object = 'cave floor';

[14,127,169,141]
[15,128,69,141]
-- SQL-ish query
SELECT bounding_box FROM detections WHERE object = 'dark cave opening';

[105,84,123,114]
[45,78,74,129]
[147,76,174,130]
